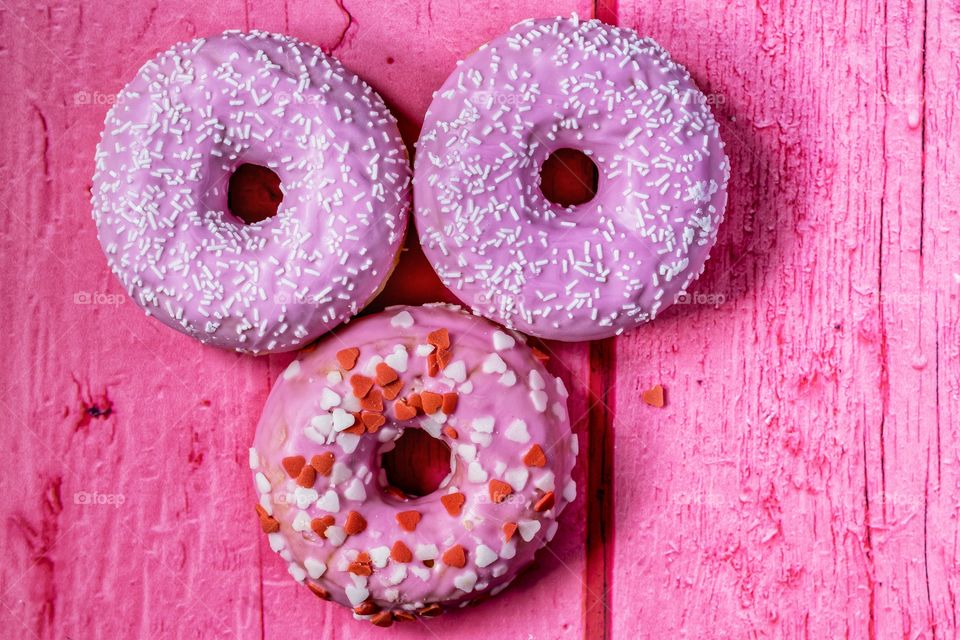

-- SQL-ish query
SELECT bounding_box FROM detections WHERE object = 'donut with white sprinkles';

[250,304,577,624]
[414,15,729,341]
[92,31,411,353]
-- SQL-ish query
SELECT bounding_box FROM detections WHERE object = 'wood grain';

[0,0,957,638]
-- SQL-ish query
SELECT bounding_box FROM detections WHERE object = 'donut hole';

[381,428,452,498]
[539,148,599,207]
[228,163,283,224]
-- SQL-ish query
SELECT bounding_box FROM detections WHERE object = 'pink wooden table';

[2,0,958,638]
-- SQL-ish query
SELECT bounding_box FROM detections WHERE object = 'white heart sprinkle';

[248,448,259,469]
[492,330,516,351]
[294,487,319,509]
[454,570,478,592]
[545,520,559,542]
[505,467,529,491]
[499,370,517,387]
[386,565,407,585]
[255,472,271,494]
[268,532,285,552]
[304,557,327,579]
[473,416,495,433]
[534,470,555,492]
[337,432,361,454]
[457,444,477,462]
[326,371,343,384]
[319,388,341,410]
[505,419,530,443]
[384,587,399,602]
[282,360,301,380]
[552,402,567,420]
[292,511,312,532]
[491,563,508,578]
[529,370,545,390]
[303,427,326,444]
[530,390,548,412]
[332,408,355,431]
[499,539,516,559]
[390,310,414,328]
[518,519,541,542]
[345,582,369,606]
[288,563,306,582]
[420,417,442,438]
[325,525,347,547]
[316,489,340,513]
[443,360,467,383]
[470,432,492,447]
[570,434,579,455]
[385,346,408,372]
[369,546,390,568]
[415,343,435,357]
[410,566,430,581]
[330,462,351,485]
[468,461,488,483]
[556,377,569,397]
[310,413,334,435]
[343,478,367,502]
[474,544,498,568]
[415,544,439,561]
[482,353,507,374]
[563,479,578,502]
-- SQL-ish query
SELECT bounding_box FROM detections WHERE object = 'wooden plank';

[0,1,596,639]
[609,0,959,637]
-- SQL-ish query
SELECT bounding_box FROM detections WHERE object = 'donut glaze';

[414,16,729,341]
[250,305,577,624]
[92,31,410,353]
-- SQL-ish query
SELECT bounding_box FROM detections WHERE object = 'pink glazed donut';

[414,16,729,341]
[92,31,410,353]
[250,304,577,626]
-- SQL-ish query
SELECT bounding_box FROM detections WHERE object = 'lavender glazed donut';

[414,16,729,341]
[249,304,577,626]
[92,31,410,353]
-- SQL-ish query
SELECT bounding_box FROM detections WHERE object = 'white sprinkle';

[482,353,508,374]
[492,330,516,351]
[563,479,578,502]
[518,519,541,542]
[248,448,259,469]
[326,525,347,547]
[443,360,467,383]
[529,370,545,390]
[343,478,367,501]
[326,371,343,384]
[345,582,369,606]
[337,432,362,453]
[415,544,439,561]
[504,467,529,491]
[304,557,327,579]
[332,408,355,431]
[475,544,498,568]
[316,489,340,513]
[473,416,495,433]
[319,388,341,410]
[255,472,271,494]
[288,563,307,582]
[454,570,478,592]
[505,419,530,443]
[294,487,319,509]
[390,311,414,328]
[499,371,517,387]
[282,360,301,380]
[530,390,548,412]
[415,344,435,357]
[385,345,409,372]
[468,461,488,483]
[369,546,391,568]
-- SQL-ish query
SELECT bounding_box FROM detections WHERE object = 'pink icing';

[250,304,577,619]
[414,16,729,341]
[92,30,410,354]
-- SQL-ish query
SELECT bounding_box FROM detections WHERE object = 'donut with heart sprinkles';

[414,15,729,341]
[92,30,410,354]
[250,305,578,625]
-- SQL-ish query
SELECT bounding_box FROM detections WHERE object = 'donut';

[414,16,729,341]
[249,304,577,624]
[92,30,411,353]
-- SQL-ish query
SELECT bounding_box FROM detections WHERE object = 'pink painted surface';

[0,1,957,639]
